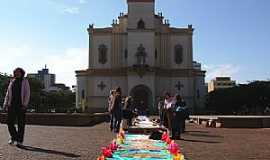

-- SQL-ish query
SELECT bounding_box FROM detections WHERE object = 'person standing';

[3,68,30,147]
[164,92,174,136]
[157,97,165,126]
[111,87,122,133]
[108,90,116,131]
[171,94,186,139]
[123,96,134,127]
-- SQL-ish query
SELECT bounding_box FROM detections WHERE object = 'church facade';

[75,0,206,113]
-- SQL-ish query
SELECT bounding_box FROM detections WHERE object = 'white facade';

[76,0,206,113]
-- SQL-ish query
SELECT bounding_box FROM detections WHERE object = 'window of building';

[174,44,183,64]
[81,90,85,99]
[137,19,145,29]
[98,44,108,64]
[124,49,128,59]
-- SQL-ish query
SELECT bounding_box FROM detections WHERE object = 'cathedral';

[75,0,206,113]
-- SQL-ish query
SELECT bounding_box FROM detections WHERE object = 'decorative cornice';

[76,67,206,77]
[92,28,112,35]
[127,28,155,32]
[127,0,154,3]
[170,28,193,35]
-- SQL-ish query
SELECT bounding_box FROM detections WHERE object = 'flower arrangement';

[161,132,185,160]
[97,131,185,160]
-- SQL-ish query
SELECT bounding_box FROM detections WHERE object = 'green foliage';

[205,81,270,115]
[0,73,10,107]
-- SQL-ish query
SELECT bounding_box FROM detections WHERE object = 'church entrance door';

[130,85,153,114]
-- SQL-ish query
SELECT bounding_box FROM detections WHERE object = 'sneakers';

[8,139,23,147]
[8,139,16,145]
[16,142,23,147]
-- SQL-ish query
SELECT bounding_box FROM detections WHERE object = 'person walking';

[3,68,30,147]
[111,87,123,133]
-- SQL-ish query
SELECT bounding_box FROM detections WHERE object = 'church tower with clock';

[76,0,206,113]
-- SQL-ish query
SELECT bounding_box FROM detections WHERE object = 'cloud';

[79,0,87,4]
[0,46,88,87]
[62,7,80,14]
[47,0,85,15]
[203,64,240,82]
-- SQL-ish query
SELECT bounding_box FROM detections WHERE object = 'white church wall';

[128,32,155,66]
[170,77,194,97]
[169,35,192,69]
[127,73,155,95]
[76,75,87,108]
[92,76,112,97]
[92,35,112,68]
[195,75,207,108]
[111,76,128,96]
[155,76,171,96]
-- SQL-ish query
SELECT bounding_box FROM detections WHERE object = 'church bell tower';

[127,0,155,67]
[127,0,155,29]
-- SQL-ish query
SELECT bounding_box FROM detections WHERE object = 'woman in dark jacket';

[3,68,30,146]
[111,87,122,133]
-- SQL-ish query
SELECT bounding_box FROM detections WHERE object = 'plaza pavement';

[0,122,269,160]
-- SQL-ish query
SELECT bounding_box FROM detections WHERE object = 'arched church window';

[81,90,85,99]
[137,19,145,29]
[124,49,128,59]
[98,44,108,64]
[174,44,183,64]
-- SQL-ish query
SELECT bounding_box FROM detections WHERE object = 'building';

[27,65,69,92]
[27,65,56,90]
[208,77,236,92]
[75,0,206,113]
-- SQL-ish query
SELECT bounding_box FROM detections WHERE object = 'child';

[171,94,186,140]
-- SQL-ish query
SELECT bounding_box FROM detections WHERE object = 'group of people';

[158,92,189,140]
[108,88,189,139]
[107,88,138,133]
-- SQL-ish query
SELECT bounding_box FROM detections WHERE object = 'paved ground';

[0,122,269,160]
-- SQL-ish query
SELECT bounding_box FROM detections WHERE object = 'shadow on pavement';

[181,138,221,144]
[17,145,81,158]
[186,133,223,138]
[185,130,210,134]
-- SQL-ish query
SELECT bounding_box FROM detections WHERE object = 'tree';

[205,81,270,115]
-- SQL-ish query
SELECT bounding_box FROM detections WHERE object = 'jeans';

[110,110,122,132]
[159,110,164,125]
[7,105,26,143]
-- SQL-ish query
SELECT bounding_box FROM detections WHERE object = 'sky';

[0,0,270,87]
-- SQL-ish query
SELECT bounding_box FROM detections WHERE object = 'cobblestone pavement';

[0,123,269,160]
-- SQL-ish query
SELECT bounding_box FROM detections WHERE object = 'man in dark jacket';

[171,94,186,140]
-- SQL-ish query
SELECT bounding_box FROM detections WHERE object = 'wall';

[127,32,155,66]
